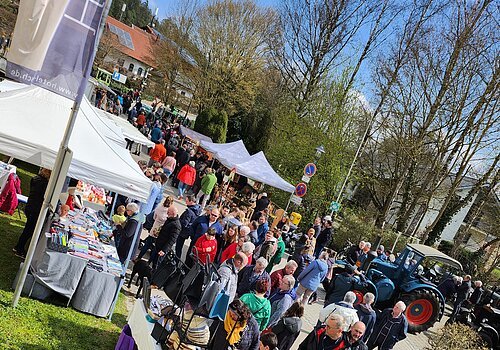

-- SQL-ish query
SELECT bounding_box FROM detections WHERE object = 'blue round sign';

[295,182,307,197]
[304,163,317,177]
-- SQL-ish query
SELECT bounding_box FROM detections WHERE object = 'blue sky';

[149,0,278,19]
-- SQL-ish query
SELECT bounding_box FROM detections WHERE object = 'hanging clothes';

[0,173,21,215]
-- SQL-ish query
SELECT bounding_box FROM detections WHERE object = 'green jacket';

[240,292,271,331]
[200,173,217,195]
[266,236,285,273]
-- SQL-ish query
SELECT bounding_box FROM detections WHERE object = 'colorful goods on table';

[46,208,122,276]
[76,180,107,205]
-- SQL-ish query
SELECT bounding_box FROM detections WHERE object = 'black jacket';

[343,331,368,350]
[176,148,190,167]
[456,279,472,302]
[272,316,302,350]
[156,216,182,252]
[25,175,49,215]
[326,272,366,306]
[317,227,332,246]
[469,286,483,305]
[178,204,202,238]
[299,326,348,350]
[346,245,362,266]
[255,196,270,212]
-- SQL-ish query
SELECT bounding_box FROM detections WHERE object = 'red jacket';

[177,164,196,186]
[149,144,166,162]
[193,234,217,264]
[220,242,238,264]
[0,173,21,215]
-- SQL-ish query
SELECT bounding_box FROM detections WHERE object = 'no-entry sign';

[295,182,307,197]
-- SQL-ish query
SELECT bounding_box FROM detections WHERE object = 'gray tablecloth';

[71,267,121,317]
[31,236,87,299]
[31,234,122,317]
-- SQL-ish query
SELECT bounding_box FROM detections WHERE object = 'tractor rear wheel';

[402,290,440,333]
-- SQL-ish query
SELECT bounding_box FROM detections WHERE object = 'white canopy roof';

[200,140,251,170]
[180,125,212,144]
[232,152,295,193]
[94,108,155,147]
[200,140,294,193]
[0,85,152,201]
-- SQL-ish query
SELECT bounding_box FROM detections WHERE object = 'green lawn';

[0,161,128,349]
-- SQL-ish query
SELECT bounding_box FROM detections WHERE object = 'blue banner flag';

[6,0,106,100]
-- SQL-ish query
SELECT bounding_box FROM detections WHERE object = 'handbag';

[209,288,230,320]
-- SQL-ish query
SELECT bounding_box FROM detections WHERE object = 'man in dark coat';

[468,280,483,305]
[115,203,145,264]
[315,219,333,258]
[325,264,366,306]
[151,206,181,267]
[251,193,270,221]
[175,195,202,259]
[344,321,369,350]
[437,275,459,301]
[355,293,376,342]
[13,168,51,257]
[299,314,346,350]
[367,301,408,350]
[237,258,271,297]
[346,241,365,266]
[452,275,472,317]
[172,145,190,186]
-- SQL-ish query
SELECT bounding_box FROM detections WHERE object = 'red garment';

[270,268,286,293]
[220,242,238,264]
[0,173,21,215]
[65,195,74,210]
[136,114,146,126]
[177,164,196,186]
[193,234,217,264]
[149,144,166,162]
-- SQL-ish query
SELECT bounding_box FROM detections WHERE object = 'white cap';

[262,192,267,197]
[323,215,332,222]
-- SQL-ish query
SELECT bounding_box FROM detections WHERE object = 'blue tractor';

[335,244,463,333]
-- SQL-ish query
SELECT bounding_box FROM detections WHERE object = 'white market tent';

[233,152,295,193]
[180,125,212,144]
[0,84,152,201]
[200,140,294,193]
[94,108,155,148]
[200,140,251,170]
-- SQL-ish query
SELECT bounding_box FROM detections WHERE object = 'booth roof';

[232,151,295,193]
[179,125,212,144]
[200,140,294,193]
[95,108,155,148]
[0,85,152,201]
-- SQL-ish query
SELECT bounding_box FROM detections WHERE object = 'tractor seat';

[370,271,386,282]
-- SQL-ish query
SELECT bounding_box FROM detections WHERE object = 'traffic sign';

[304,163,317,177]
[329,201,341,212]
[290,195,302,205]
[295,182,307,197]
[301,175,311,183]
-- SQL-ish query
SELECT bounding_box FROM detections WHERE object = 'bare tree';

[271,0,399,116]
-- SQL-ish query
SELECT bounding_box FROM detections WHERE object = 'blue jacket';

[189,215,223,240]
[237,265,271,297]
[150,127,162,143]
[140,181,162,215]
[268,289,296,328]
[355,303,377,342]
[297,259,328,291]
[257,222,269,245]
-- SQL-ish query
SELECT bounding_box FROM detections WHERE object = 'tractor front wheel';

[402,290,440,333]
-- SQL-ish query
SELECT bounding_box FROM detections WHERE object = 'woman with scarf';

[210,299,260,350]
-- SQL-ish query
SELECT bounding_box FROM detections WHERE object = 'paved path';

[125,147,443,350]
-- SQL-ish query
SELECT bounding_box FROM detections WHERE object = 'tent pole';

[109,192,118,219]
[284,194,292,213]
[11,0,112,308]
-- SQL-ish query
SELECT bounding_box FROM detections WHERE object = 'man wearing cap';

[315,217,333,258]
[251,193,270,221]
